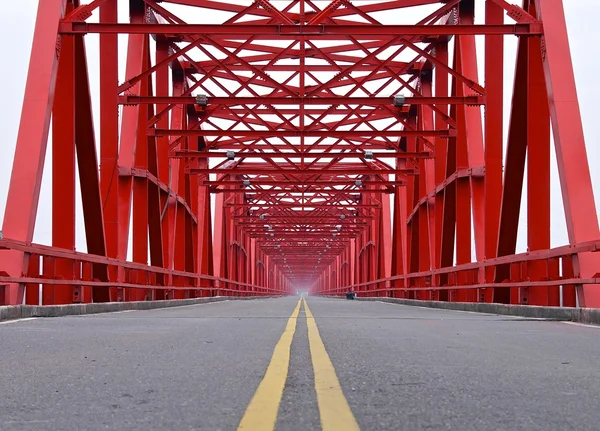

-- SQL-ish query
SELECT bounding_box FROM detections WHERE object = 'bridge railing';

[0,238,281,305]
[320,240,600,307]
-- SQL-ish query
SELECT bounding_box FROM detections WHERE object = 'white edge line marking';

[1,300,234,322]
[95,299,232,315]
[0,317,38,325]
[374,301,600,324]
[562,321,600,329]
[374,300,541,319]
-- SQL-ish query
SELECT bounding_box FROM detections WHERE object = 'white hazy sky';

[0,1,599,260]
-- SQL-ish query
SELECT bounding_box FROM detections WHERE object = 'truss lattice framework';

[1,0,599,308]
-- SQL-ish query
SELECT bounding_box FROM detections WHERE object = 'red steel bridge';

[1,0,600,309]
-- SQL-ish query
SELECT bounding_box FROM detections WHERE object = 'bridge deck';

[1,298,599,430]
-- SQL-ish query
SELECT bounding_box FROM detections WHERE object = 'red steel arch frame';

[1,0,600,308]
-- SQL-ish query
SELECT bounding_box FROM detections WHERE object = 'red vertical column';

[51,16,76,305]
[197,182,213,296]
[484,0,504,303]
[172,90,188,299]
[213,189,226,293]
[156,41,172,273]
[370,200,378,292]
[99,0,119,303]
[130,34,150,302]
[250,238,257,287]
[418,83,435,300]
[350,237,356,288]
[527,16,554,306]
[146,41,166,296]
[74,33,108,301]
[440,102,457,301]
[419,78,437,275]
[495,35,528,304]
[534,0,600,307]
[25,256,41,306]
[391,183,405,297]
[404,116,418,283]
[457,9,485,302]
[434,40,449,301]
[454,40,472,303]
[1,0,67,305]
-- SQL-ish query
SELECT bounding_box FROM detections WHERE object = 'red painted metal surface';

[1,0,599,308]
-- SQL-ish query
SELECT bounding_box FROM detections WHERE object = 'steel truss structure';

[1,0,600,308]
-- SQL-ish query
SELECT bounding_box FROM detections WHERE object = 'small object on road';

[346,291,357,300]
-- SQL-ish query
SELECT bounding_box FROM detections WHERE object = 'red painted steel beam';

[1,0,67,305]
[59,23,542,36]
[531,0,600,307]
[98,0,119,303]
[120,96,484,106]
[118,167,198,223]
[172,151,431,159]
[193,108,407,116]
[189,168,413,175]
[179,64,416,73]
[235,216,373,220]
[163,0,444,15]
[152,129,455,138]
[52,10,77,305]
[208,184,401,191]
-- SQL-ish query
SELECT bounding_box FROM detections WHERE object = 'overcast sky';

[0,0,598,259]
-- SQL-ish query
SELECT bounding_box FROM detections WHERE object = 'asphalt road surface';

[1,297,600,430]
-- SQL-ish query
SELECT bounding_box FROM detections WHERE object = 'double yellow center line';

[237,297,359,430]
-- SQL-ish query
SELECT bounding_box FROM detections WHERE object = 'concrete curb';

[0,295,283,322]
[322,296,600,326]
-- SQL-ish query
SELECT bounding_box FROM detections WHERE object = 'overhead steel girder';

[209,186,399,194]
[207,180,400,186]
[59,23,542,36]
[178,64,421,73]
[235,217,373,221]
[120,96,484,106]
[172,151,432,159]
[228,207,380,213]
[151,129,456,138]
[189,168,414,176]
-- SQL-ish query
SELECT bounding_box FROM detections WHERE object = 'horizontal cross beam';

[172,151,431,159]
[60,23,542,36]
[152,129,455,138]
[188,168,413,176]
[120,96,483,106]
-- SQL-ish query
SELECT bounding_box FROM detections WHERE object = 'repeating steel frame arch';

[1,0,599,308]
